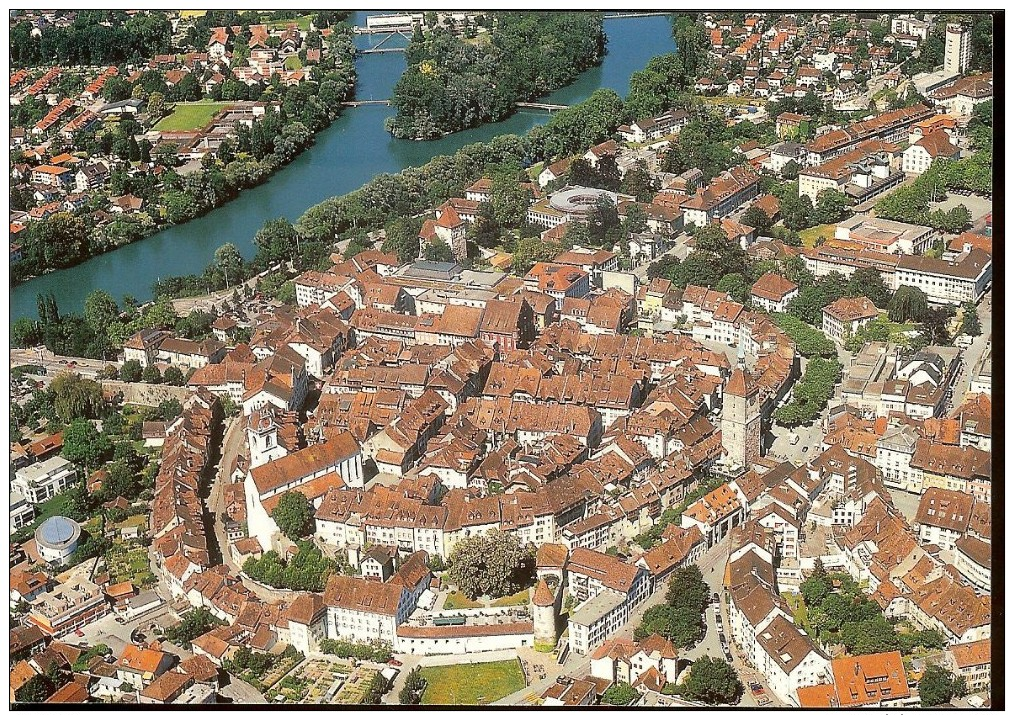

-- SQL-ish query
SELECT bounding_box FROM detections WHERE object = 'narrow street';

[207,413,248,574]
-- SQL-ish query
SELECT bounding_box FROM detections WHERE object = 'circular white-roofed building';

[35,515,81,565]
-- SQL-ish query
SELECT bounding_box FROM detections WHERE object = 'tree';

[740,206,773,235]
[681,656,740,704]
[448,530,535,600]
[717,273,749,303]
[271,492,313,541]
[780,191,814,231]
[165,607,225,646]
[50,372,105,421]
[62,418,113,470]
[15,674,54,703]
[920,307,954,345]
[781,159,800,179]
[399,667,427,705]
[215,242,244,289]
[422,240,454,263]
[846,267,890,308]
[163,366,186,386]
[141,364,162,384]
[602,683,640,705]
[667,565,710,613]
[919,664,965,707]
[83,290,120,336]
[11,317,42,348]
[960,302,981,337]
[633,603,702,648]
[120,359,143,383]
[888,286,929,323]
[813,189,851,225]
[254,217,301,263]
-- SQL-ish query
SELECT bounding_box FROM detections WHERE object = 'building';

[117,644,175,690]
[833,216,936,255]
[944,23,971,75]
[928,73,993,116]
[681,166,760,227]
[589,635,679,691]
[617,109,690,143]
[34,516,81,565]
[721,364,762,471]
[914,487,975,550]
[953,535,990,592]
[245,432,364,552]
[26,567,109,637]
[10,491,35,534]
[821,297,879,345]
[524,263,591,310]
[798,651,913,707]
[894,248,992,305]
[566,548,651,655]
[944,639,990,694]
[13,456,78,504]
[902,130,961,174]
[749,272,798,313]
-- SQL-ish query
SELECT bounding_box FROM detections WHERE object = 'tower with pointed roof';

[532,577,560,648]
[721,353,761,471]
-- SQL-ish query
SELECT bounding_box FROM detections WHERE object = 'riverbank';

[10,14,677,323]
[11,32,357,290]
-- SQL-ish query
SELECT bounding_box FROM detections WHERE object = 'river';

[10,13,676,322]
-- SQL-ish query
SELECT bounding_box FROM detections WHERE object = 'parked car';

[387,658,403,667]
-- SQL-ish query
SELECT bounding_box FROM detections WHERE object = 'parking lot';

[934,191,991,221]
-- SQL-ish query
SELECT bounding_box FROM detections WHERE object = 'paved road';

[11,346,116,383]
[208,414,247,574]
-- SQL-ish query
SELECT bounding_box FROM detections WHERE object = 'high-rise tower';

[944,23,971,75]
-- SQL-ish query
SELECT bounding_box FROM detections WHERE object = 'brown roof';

[955,534,990,568]
[533,578,556,607]
[567,547,643,594]
[285,593,325,626]
[46,680,89,704]
[179,654,220,683]
[831,651,909,706]
[947,638,990,669]
[823,296,879,322]
[323,574,404,617]
[536,542,569,569]
[118,644,170,674]
[915,487,974,534]
[248,432,360,495]
[913,130,960,159]
[140,671,193,703]
[750,272,798,301]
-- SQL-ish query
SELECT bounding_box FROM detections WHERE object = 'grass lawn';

[154,101,231,131]
[284,55,303,71]
[442,588,530,610]
[799,223,836,248]
[420,659,526,705]
[265,14,314,31]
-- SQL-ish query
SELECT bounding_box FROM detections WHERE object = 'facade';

[821,297,879,345]
[750,272,799,312]
[721,366,762,470]
[13,456,78,504]
[944,23,971,75]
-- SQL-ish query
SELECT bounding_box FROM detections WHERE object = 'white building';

[244,432,364,552]
[13,456,78,504]
[944,23,971,75]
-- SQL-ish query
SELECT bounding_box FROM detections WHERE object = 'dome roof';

[36,516,81,550]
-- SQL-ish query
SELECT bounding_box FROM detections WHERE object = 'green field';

[420,660,526,705]
[154,102,231,131]
[265,14,314,31]
[284,55,303,71]
[799,223,836,248]
[443,588,530,610]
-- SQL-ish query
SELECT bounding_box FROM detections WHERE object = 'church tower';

[721,350,761,471]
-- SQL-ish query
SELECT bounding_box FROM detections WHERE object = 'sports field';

[154,101,231,131]
[419,659,526,705]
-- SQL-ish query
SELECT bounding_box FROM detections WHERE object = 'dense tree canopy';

[388,13,605,139]
[271,492,314,541]
[448,530,535,599]
[681,657,740,704]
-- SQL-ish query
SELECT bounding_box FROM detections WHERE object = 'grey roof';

[36,515,81,549]
[568,591,627,627]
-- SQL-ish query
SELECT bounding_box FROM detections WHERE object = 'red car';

[75,629,84,637]
[387,658,403,667]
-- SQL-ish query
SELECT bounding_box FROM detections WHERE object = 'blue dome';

[36,515,81,549]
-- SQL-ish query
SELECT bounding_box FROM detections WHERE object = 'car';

[802,446,809,452]
[749,682,762,694]
[712,592,720,604]
[387,658,403,667]
[75,629,84,637]
[725,652,734,663]
[60,359,68,365]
